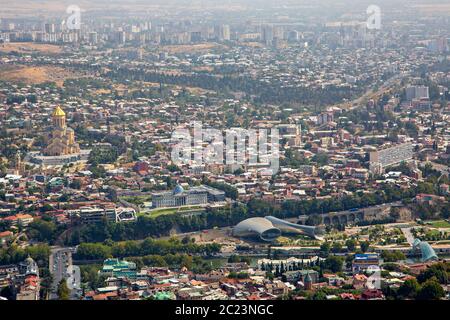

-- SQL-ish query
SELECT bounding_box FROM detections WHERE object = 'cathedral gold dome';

[52,106,66,117]
[44,105,80,156]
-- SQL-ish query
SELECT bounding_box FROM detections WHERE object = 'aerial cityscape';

[1,0,450,304]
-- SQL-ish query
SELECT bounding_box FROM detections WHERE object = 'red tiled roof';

[16,214,33,219]
[3,216,17,221]
[0,231,13,238]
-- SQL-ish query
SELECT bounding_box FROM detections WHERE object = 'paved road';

[329,72,408,111]
[420,161,449,177]
[401,227,415,246]
[49,247,81,300]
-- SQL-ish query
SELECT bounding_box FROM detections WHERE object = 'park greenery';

[73,237,221,261]
[57,278,70,300]
[380,250,406,262]
[0,244,50,266]
[382,262,449,300]
[88,145,120,165]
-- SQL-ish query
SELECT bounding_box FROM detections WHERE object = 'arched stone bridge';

[296,201,401,226]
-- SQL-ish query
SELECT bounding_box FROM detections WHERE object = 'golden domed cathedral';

[44,106,80,156]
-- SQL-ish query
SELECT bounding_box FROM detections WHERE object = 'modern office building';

[214,24,230,41]
[277,124,301,147]
[261,24,274,45]
[406,86,429,101]
[88,31,98,44]
[68,206,136,224]
[316,112,334,125]
[369,143,413,173]
[352,253,380,273]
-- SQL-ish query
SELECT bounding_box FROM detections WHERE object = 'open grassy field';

[413,4,450,14]
[160,43,228,54]
[147,207,180,218]
[139,81,215,95]
[427,220,450,228]
[0,65,87,87]
[239,42,264,48]
[143,205,205,218]
[0,42,62,54]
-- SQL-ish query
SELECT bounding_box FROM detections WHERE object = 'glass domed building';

[413,239,438,262]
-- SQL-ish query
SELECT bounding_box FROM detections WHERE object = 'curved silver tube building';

[233,217,282,242]
[232,216,321,242]
[265,216,320,239]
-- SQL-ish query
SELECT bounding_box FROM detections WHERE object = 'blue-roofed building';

[352,253,380,273]
[172,184,184,195]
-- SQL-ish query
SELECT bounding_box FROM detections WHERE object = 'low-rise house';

[0,231,13,244]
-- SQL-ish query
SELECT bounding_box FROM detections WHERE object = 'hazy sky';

[0,0,449,19]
